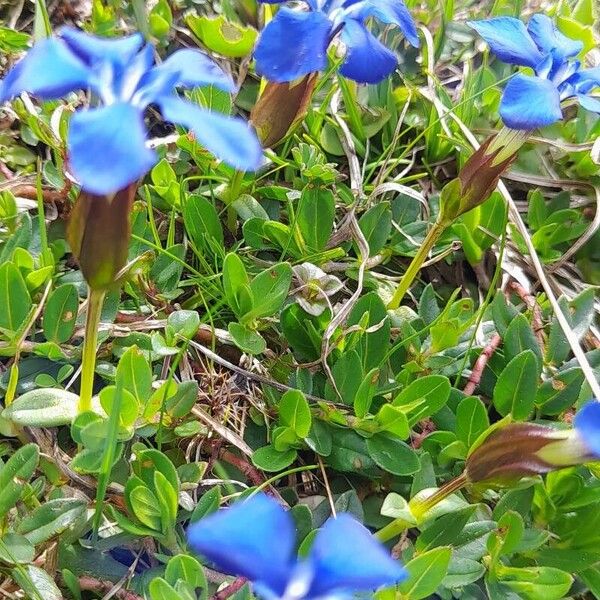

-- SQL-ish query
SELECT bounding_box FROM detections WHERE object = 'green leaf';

[327,350,363,405]
[222,253,250,318]
[376,404,410,439]
[535,367,584,415]
[42,283,78,343]
[251,445,297,472]
[0,444,38,518]
[243,263,292,324]
[305,420,333,456]
[191,487,221,523]
[504,314,542,372]
[354,368,379,418]
[0,262,32,335]
[347,292,390,371]
[493,350,538,420]
[366,433,419,476]
[166,555,207,591]
[279,389,312,438]
[187,14,257,57]
[134,449,179,494]
[18,498,87,545]
[129,484,162,531]
[416,505,477,551]
[456,396,489,449]
[327,429,377,473]
[281,304,323,361]
[296,185,335,251]
[2,389,80,426]
[497,565,573,600]
[392,375,452,426]
[149,577,181,600]
[228,322,266,355]
[11,565,62,600]
[183,194,224,251]
[0,533,35,564]
[116,345,152,405]
[358,202,392,256]
[155,470,178,533]
[166,381,199,418]
[398,547,452,600]
[488,510,524,558]
[99,386,138,430]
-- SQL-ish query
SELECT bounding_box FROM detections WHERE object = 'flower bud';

[250,74,318,148]
[67,184,137,291]
[438,128,528,223]
[465,401,600,488]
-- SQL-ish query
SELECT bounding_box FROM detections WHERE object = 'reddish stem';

[212,577,248,600]
[464,333,502,395]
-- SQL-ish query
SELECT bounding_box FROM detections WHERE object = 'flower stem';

[375,516,413,543]
[225,169,245,233]
[411,472,469,519]
[375,472,468,542]
[78,287,106,414]
[387,219,449,309]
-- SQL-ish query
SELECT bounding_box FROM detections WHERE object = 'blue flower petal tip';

[254,0,418,84]
[574,401,600,458]
[187,493,405,599]
[470,13,600,129]
[0,28,262,194]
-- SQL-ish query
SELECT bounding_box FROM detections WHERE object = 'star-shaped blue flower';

[187,493,406,599]
[0,27,262,195]
[254,0,419,85]
[468,14,600,130]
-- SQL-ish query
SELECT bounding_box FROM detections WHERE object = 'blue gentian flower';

[0,27,262,195]
[187,493,406,599]
[468,14,600,130]
[574,400,600,457]
[254,0,419,85]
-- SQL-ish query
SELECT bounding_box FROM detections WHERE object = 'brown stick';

[212,577,248,600]
[219,448,267,488]
[464,333,502,395]
[509,280,545,349]
[10,184,69,203]
[78,576,143,600]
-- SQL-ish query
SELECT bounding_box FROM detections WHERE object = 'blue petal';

[570,67,600,94]
[467,18,544,68]
[158,95,262,171]
[527,14,582,62]
[339,20,397,84]
[500,74,562,129]
[346,0,419,47]
[68,103,156,195]
[254,8,331,83]
[578,94,600,114]
[59,26,144,67]
[157,49,236,92]
[0,38,91,102]
[187,494,295,596]
[307,514,406,596]
[574,401,600,457]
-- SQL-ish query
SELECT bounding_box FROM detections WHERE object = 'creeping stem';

[78,287,106,414]
[387,219,450,310]
[225,169,245,232]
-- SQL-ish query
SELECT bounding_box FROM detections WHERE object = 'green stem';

[78,287,106,414]
[375,516,413,543]
[387,219,449,310]
[375,472,468,542]
[225,169,245,233]
[412,472,469,518]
